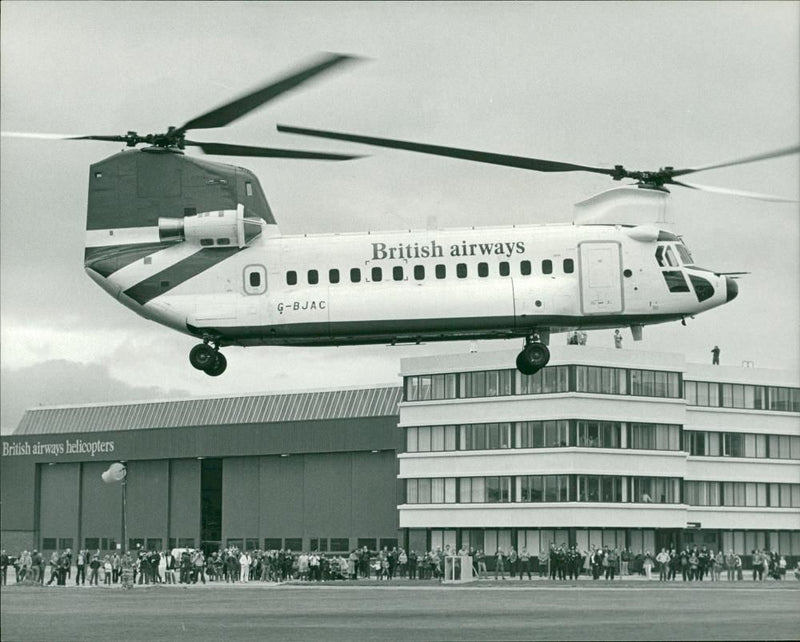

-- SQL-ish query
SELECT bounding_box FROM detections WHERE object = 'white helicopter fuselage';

[87,216,735,349]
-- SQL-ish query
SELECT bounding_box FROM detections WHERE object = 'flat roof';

[14,385,402,436]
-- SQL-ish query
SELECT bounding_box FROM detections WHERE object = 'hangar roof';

[15,385,402,435]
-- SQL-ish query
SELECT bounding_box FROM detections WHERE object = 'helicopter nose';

[725,276,739,302]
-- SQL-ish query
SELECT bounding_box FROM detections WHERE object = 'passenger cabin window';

[308,269,319,285]
[286,271,297,286]
[436,264,446,279]
[245,182,253,196]
[244,265,267,295]
[520,260,531,276]
[414,265,425,280]
[499,262,510,277]
[542,260,553,275]
[563,258,574,273]
[478,262,489,277]
[350,268,361,283]
[371,267,382,282]
[393,266,404,281]
[329,269,340,284]
[456,263,467,279]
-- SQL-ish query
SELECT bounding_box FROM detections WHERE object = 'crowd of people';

[1,544,796,587]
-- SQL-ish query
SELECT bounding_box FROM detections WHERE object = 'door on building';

[579,242,623,314]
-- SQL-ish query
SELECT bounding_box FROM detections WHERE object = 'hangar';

[2,346,799,564]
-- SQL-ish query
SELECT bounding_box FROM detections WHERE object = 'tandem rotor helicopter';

[5,53,798,377]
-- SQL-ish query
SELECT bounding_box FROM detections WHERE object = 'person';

[711,345,720,365]
[519,548,531,580]
[494,548,506,580]
[0,550,8,586]
[89,554,101,585]
[656,548,670,581]
[103,556,112,585]
[620,548,630,576]
[538,547,549,578]
[614,329,623,349]
[75,549,87,585]
[642,551,654,579]
[475,549,487,579]
[605,548,618,580]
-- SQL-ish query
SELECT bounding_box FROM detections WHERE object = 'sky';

[1,1,798,434]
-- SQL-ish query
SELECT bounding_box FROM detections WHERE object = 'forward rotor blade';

[669,179,798,202]
[671,145,800,178]
[1,131,116,141]
[175,53,360,136]
[185,140,363,160]
[277,125,617,176]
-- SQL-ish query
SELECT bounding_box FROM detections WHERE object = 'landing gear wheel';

[189,343,216,371]
[516,342,550,376]
[204,352,227,377]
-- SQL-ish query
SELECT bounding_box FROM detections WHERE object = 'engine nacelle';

[158,204,264,248]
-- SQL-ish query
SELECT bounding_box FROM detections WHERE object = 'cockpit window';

[676,244,693,265]
[656,245,680,267]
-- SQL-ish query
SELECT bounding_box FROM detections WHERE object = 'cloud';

[0,360,189,435]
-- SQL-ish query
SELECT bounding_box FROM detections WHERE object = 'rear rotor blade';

[277,125,617,176]
[174,53,360,136]
[671,145,800,178]
[185,140,363,160]
[668,179,798,202]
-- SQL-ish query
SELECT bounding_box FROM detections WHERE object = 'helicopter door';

[579,242,623,314]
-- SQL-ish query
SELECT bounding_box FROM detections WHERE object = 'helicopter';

[4,53,797,377]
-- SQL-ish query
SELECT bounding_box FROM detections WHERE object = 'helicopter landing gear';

[189,342,227,377]
[516,335,550,376]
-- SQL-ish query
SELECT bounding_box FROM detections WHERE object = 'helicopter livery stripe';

[84,242,175,277]
[123,247,241,305]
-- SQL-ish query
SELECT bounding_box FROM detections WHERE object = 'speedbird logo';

[371,240,525,260]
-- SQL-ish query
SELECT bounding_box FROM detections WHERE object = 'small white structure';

[442,555,475,583]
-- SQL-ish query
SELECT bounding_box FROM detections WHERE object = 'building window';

[404,373,457,401]
[630,477,681,504]
[577,421,621,448]
[518,420,569,448]
[519,365,570,395]
[628,423,681,451]
[460,369,514,398]
[264,538,282,550]
[629,369,681,398]
[406,478,457,504]
[330,538,350,552]
[459,423,512,451]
